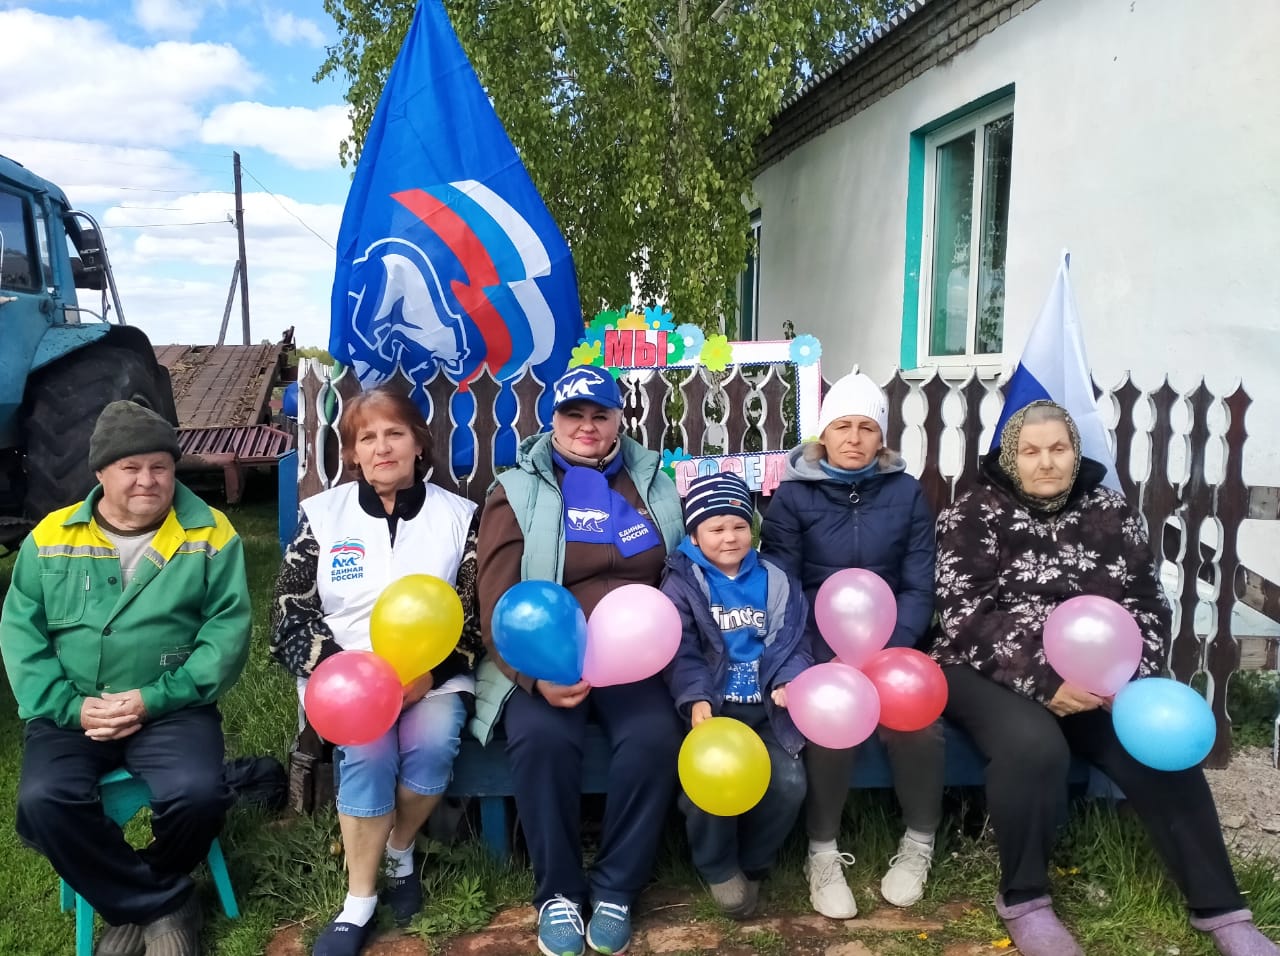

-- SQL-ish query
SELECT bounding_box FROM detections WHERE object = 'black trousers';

[504,675,682,910]
[16,705,231,926]
[943,665,1243,909]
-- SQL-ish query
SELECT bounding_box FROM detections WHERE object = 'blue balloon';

[492,580,587,685]
[282,381,299,418]
[1112,677,1216,772]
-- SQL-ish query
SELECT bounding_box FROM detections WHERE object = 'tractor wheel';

[22,346,173,520]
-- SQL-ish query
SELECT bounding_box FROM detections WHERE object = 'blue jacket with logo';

[660,545,811,755]
[759,445,936,659]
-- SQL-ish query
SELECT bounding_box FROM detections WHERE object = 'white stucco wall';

[754,0,1280,495]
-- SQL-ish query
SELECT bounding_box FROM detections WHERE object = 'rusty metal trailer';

[154,342,294,503]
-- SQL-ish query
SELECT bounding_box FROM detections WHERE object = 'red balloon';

[304,650,402,746]
[860,648,947,732]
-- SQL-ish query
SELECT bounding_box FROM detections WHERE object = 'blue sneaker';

[585,901,631,954]
[537,895,585,956]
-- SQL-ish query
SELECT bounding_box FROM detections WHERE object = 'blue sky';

[0,0,355,348]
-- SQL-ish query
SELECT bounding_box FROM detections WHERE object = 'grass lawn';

[1,481,1278,954]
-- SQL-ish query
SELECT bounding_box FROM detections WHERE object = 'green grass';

[2,485,1280,953]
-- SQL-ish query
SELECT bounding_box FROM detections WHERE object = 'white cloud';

[133,0,202,38]
[263,9,326,48]
[200,102,350,171]
[0,137,207,205]
[0,10,257,149]
[103,192,340,345]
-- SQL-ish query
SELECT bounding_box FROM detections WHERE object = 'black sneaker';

[382,870,424,927]
[311,917,376,956]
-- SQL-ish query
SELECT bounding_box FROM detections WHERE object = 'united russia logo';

[330,538,366,582]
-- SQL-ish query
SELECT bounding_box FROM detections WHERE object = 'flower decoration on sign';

[644,305,676,331]
[674,323,705,359]
[789,334,822,367]
[665,333,686,364]
[700,334,734,372]
[586,309,626,344]
[617,310,649,331]
[569,340,603,368]
[661,446,692,479]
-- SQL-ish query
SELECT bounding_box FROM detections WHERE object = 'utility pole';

[233,151,251,344]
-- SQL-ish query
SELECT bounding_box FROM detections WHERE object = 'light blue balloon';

[492,580,587,686]
[1112,677,1216,772]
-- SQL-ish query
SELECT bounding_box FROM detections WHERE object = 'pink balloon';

[304,650,402,746]
[813,569,897,666]
[582,584,682,687]
[1043,595,1143,697]
[786,662,881,749]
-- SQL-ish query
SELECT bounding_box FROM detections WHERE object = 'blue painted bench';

[445,720,1096,859]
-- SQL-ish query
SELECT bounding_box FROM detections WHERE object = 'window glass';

[928,132,975,357]
[0,191,36,292]
[977,114,1014,354]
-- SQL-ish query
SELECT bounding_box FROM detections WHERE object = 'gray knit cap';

[89,401,181,471]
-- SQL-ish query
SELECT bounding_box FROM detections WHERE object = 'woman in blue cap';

[472,367,685,956]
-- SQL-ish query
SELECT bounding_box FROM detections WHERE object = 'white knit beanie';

[817,372,889,439]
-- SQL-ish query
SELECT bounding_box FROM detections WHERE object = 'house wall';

[753,0,1280,495]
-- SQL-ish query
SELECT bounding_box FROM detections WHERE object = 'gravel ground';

[1206,745,1280,860]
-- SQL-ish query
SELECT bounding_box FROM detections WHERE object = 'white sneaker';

[805,849,858,919]
[879,835,933,907]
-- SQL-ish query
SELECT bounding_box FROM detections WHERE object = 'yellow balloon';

[678,716,771,817]
[370,575,464,683]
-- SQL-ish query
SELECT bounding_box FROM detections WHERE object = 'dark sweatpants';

[504,675,682,910]
[16,705,232,926]
[804,720,946,843]
[943,664,1244,909]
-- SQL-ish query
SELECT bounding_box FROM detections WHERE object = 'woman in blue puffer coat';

[760,371,943,919]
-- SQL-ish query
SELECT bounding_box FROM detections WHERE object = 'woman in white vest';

[271,386,480,956]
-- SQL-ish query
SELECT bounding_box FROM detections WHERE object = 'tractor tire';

[22,345,173,520]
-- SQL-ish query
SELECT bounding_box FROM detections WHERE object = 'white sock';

[905,828,936,850]
[336,893,378,926]
[809,838,839,855]
[385,839,415,878]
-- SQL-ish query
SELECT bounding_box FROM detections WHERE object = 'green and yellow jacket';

[0,482,252,728]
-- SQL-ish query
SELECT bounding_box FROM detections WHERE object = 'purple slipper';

[995,894,1084,956]
[1191,910,1280,956]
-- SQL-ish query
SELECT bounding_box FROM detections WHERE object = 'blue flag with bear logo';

[329,0,581,469]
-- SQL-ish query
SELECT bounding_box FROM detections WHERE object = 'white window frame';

[917,96,1014,367]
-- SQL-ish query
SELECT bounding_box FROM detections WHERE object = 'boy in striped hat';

[660,472,812,918]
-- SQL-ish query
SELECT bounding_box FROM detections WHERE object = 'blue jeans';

[679,702,807,884]
[335,691,466,817]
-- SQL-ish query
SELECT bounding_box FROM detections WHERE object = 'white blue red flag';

[329,0,581,402]
[989,252,1119,489]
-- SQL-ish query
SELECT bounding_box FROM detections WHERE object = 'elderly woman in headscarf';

[932,399,1277,956]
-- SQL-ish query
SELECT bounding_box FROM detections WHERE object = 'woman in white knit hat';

[760,371,944,919]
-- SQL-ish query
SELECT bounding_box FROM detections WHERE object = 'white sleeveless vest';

[299,479,477,699]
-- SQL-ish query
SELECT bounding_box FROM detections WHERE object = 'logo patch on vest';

[330,538,366,582]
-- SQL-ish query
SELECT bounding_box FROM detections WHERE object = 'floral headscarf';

[996,400,1082,515]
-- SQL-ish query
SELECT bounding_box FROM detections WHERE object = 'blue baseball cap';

[550,367,623,412]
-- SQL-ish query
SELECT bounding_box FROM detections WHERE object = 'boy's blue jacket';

[660,545,812,755]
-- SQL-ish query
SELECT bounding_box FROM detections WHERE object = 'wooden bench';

[444,720,1096,859]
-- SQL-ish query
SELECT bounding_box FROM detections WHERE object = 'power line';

[239,163,336,250]
[101,220,231,230]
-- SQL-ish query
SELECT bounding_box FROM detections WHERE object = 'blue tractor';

[0,154,178,550]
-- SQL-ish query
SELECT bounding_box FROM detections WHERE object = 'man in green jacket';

[0,401,252,956]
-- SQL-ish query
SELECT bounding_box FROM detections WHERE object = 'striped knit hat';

[682,472,753,533]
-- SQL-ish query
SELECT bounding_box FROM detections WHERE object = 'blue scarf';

[820,459,881,485]
[555,449,661,557]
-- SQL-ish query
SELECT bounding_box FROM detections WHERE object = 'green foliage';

[317,0,894,330]
[1228,668,1280,750]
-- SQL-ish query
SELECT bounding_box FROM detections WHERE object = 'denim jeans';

[679,701,807,884]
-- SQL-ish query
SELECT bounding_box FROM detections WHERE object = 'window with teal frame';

[901,89,1014,368]
[736,208,762,339]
